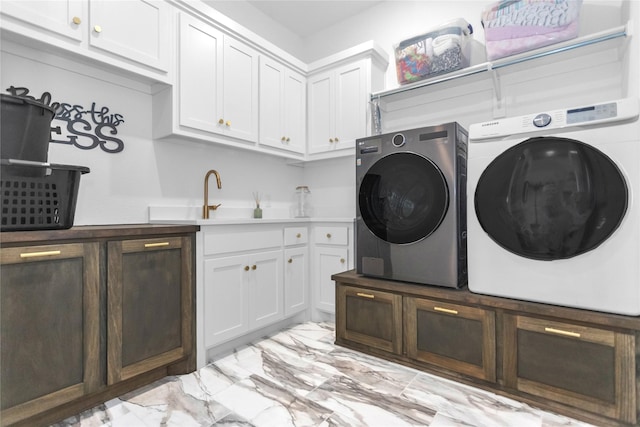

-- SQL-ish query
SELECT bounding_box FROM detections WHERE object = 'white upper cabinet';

[308,53,386,156]
[259,57,306,154]
[0,0,171,78]
[178,13,259,143]
[0,0,85,42]
[88,0,170,72]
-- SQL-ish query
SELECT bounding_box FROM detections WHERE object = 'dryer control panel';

[469,98,639,141]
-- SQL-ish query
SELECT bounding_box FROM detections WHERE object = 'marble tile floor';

[53,322,595,427]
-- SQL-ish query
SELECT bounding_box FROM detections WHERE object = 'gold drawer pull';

[356,292,375,299]
[434,306,458,315]
[20,250,61,259]
[288,258,293,263]
[544,327,581,338]
[144,242,169,248]
[296,233,301,238]
[340,258,345,264]
[244,265,250,271]
[251,265,257,270]
[326,233,332,238]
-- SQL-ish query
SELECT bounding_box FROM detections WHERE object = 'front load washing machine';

[356,123,468,288]
[468,98,640,315]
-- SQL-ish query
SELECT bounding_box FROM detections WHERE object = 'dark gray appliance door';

[359,152,449,244]
[475,137,628,260]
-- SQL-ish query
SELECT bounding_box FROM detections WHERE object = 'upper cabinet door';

[259,57,306,153]
[88,0,170,72]
[0,0,85,42]
[334,60,367,150]
[222,36,259,142]
[307,72,335,154]
[179,13,224,134]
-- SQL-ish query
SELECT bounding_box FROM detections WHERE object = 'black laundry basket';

[1,159,90,231]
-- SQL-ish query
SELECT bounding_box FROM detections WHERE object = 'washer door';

[475,137,628,260]
[359,152,449,244]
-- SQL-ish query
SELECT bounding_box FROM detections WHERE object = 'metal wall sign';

[5,86,125,154]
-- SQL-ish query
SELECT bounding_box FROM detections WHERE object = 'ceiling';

[246,1,384,38]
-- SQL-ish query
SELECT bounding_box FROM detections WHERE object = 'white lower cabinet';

[284,226,309,316]
[312,224,353,315]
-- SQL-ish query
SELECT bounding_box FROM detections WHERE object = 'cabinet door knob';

[288,258,293,263]
[93,25,102,33]
[335,137,339,142]
[281,136,286,141]
[329,138,334,143]
[340,258,345,264]
[72,16,81,25]
[296,233,301,238]
[251,265,257,270]
[244,265,250,271]
[286,137,290,142]
[326,233,332,238]
[218,118,224,124]
[226,120,231,126]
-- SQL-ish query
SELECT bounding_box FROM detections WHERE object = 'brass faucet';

[203,169,222,219]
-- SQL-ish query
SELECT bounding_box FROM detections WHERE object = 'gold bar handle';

[434,306,458,315]
[144,242,170,248]
[20,250,61,259]
[544,327,581,338]
[356,292,375,299]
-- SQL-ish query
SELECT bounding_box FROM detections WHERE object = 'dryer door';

[359,152,449,244]
[475,137,628,260]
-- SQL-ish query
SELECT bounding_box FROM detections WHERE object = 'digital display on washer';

[566,102,617,124]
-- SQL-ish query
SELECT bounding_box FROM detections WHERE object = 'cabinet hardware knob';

[335,137,339,142]
[219,118,224,124]
[329,138,334,143]
[144,242,169,248]
[244,265,250,271]
[340,258,345,264]
[93,25,102,33]
[356,292,374,299]
[72,16,81,25]
[251,265,257,270]
[281,136,286,141]
[226,120,231,126]
[326,233,332,238]
[286,137,290,142]
[20,250,61,259]
[544,327,581,338]
[296,233,301,238]
[434,306,458,315]
[288,258,293,263]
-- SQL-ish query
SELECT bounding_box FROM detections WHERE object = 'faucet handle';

[212,203,222,210]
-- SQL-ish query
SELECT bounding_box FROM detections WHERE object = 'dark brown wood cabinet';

[503,314,636,424]
[336,285,402,354]
[334,270,640,427]
[0,225,198,427]
[405,297,496,382]
[107,236,193,385]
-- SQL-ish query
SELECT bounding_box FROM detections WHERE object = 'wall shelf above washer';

[371,23,629,104]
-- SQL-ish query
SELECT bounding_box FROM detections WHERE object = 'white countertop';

[148,205,354,226]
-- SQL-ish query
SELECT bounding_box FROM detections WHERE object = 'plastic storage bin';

[1,94,56,163]
[481,0,583,61]
[395,18,474,85]
[1,160,90,231]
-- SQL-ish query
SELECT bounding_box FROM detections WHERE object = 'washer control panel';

[469,98,638,141]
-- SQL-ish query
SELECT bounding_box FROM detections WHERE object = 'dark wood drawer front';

[517,329,615,402]
[122,248,183,366]
[1,258,84,408]
[336,285,402,354]
[417,310,483,367]
[405,297,496,382]
[505,315,636,424]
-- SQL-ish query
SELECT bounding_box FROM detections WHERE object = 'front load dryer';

[356,123,468,288]
[468,98,640,315]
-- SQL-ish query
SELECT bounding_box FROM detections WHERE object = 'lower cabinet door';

[405,297,496,382]
[107,236,193,384]
[504,314,636,424]
[0,243,100,425]
[336,285,402,354]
